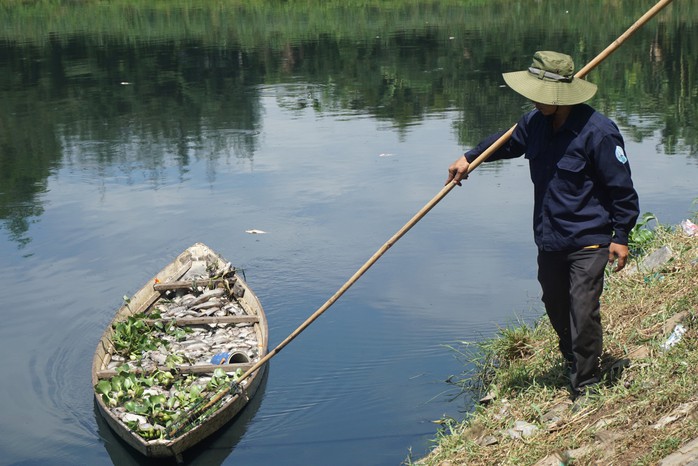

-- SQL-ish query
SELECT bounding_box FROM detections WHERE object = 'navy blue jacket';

[465,104,639,252]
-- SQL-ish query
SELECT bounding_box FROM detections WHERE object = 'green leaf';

[149,394,167,406]
[131,402,148,414]
[124,401,139,412]
[111,376,125,392]
[95,380,112,396]
[165,354,184,369]
[123,374,139,391]
[190,385,203,398]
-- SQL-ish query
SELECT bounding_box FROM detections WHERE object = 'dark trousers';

[537,246,609,393]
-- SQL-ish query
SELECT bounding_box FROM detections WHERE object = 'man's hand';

[446,156,471,186]
[608,243,630,272]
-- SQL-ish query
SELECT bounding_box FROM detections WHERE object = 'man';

[446,51,639,397]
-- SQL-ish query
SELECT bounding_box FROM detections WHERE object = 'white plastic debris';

[661,323,686,351]
[506,420,539,439]
[245,229,267,234]
[680,219,698,236]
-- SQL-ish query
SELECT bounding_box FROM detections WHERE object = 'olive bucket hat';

[502,51,597,105]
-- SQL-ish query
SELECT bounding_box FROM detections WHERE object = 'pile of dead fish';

[106,259,260,373]
[147,285,258,368]
[106,285,259,373]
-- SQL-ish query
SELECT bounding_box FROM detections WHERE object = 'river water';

[0,2,695,465]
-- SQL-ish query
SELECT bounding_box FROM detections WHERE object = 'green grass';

[414,213,698,465]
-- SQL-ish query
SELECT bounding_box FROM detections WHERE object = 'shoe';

[570,385,599,413]
[601,358,630,385]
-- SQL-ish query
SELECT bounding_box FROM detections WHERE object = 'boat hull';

[92,243,268,459]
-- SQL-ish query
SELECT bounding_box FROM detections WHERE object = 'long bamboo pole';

[169,0,674,438]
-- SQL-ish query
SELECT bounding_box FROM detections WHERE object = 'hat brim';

[502,70,597,105]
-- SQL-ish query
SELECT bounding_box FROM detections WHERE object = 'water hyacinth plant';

[96,310,246,440]
[110,311,193,360]
[95,363,243,440]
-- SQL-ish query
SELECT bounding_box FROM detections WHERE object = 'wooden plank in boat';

[153,277,234,291]
[129,260,194,316]
[96,362,254,379]
[143,315,259,326]
[153,276,245,298]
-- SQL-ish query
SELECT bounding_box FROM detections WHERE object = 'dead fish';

[222,303,243,315]
[183,343,209,353]
[192,299,223,311]
[184,349,204,360]
[189,289,226,307]
[211,334,231,345]
[161,305,187,315]
[197,307,218,317]
[180,339,206,347]
[148,351,168,365]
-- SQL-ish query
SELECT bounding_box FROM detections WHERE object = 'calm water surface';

[0,3,696,465]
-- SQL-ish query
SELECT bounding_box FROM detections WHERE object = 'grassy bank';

[416,213,698,465]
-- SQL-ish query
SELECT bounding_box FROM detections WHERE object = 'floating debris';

[245,229,267,234]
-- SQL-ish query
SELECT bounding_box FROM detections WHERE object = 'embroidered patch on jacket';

[615,146,628,164]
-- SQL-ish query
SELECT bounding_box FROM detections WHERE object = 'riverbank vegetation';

[4,0,687,46]
[415,213,698,465]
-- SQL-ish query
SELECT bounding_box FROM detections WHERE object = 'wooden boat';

[92,243,268,461]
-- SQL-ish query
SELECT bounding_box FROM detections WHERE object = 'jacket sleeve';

[591,133,640,245]
[464,114,529,163]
